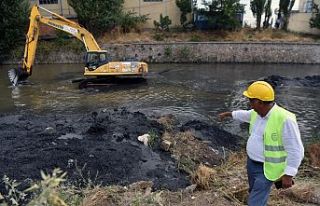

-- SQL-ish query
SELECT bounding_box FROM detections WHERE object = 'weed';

[178,46,191,58]
[148,129,159,148]
[76,163,99,187]
[26,168,67,206]
[1,175,27,205]
[164,46,172,57]
[191,164,216,190]
[157,114,176,131]
[189,34,201,42]
[153,33,165,41]
[177,155,197,174]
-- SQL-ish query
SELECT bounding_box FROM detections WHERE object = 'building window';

[39,0,58,4]
[143,0,163,2]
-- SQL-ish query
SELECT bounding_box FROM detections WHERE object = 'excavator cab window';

[86,52,109,70]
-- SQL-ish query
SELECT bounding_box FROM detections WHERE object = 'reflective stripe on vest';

[249,105,296,181]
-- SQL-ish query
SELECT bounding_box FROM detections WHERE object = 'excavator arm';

[8,5,100,86]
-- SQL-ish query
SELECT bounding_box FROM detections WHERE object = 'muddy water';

[0,63,319,141]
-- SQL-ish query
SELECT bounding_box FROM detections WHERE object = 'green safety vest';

[249,104,296,181]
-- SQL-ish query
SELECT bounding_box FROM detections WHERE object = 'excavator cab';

[85,51,109,71]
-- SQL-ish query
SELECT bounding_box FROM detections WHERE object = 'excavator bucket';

[8,68,29,86]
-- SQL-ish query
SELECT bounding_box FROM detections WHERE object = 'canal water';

[0,63,319,142]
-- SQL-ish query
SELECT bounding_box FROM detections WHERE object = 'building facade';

[288,0,320,34]
[124,0,183,28]
[29,0,184,28]
[29,0,76,18]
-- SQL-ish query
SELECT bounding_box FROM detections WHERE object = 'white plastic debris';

[137,134,150,146]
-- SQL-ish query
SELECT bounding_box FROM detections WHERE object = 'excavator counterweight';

[9,5,148,86]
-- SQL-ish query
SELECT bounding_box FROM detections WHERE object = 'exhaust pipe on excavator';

[8,68,29,86]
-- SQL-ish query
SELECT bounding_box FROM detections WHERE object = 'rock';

[137,134,150,146]
[57,133,83,140]
[67,159,74,168]
[183,184,197,193]
[44,127,55,134]
[161,140,172,151]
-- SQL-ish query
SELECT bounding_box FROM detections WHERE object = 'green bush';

[154,14,172,32]
[119,11,149,33]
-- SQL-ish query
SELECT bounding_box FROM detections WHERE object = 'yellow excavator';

[8,5,148,86]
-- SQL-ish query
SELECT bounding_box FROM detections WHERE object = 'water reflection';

[0,63,319,141]
[11,86,26,108]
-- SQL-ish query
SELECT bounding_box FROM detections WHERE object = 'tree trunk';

[257,15,261,29]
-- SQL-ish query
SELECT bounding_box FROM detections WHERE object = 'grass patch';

[98,28,316,43]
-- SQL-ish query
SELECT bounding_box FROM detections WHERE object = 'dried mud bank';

[3,42,320,64]
[0,108,240,194]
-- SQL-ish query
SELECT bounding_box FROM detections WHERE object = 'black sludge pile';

[0,108,242,193]
[264,75,320,88]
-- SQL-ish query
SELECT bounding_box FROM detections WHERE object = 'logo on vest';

[271,133,278,141]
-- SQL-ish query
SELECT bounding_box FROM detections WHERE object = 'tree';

[263,0,272,28]
[0,0,29,62]
[67,0,124,35]
[176,0,192,27]
[199,0,244,30]
[278,0,295,30]
[310,3,320,29]
[250,0,266,29]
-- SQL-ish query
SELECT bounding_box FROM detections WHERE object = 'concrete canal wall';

[4,42,320,64]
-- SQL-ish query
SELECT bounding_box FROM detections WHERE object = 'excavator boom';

[8,5,148,86]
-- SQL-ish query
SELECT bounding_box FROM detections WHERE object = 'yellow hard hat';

[243,81,275,101]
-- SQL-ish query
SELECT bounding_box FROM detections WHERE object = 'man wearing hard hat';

[219,81,304,206]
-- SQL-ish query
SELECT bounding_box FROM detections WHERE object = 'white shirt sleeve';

[232,110,252,123]
[282,118,305,176]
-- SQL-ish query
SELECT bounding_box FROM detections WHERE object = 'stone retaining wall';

[104,42,320,64]
[4,42,320,64]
